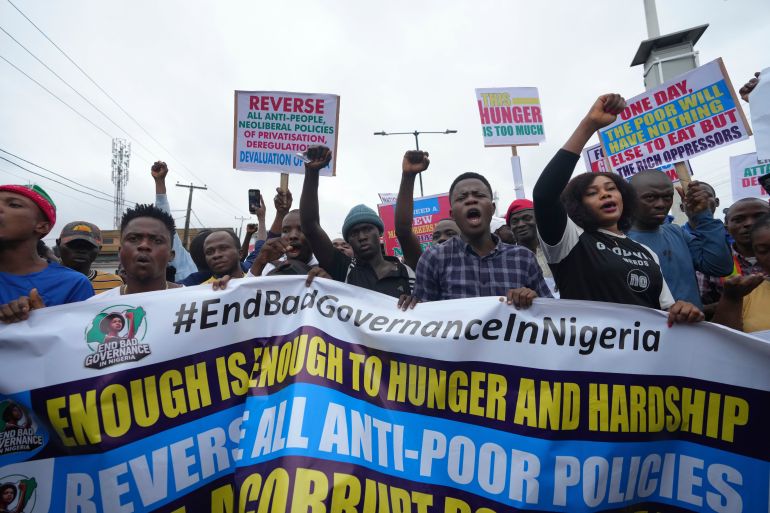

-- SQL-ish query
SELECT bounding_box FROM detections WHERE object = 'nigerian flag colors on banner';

[0,276,768,512]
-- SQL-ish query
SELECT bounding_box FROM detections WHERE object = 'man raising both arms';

[300,146,414,298]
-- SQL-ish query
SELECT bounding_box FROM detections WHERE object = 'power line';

[5,0,243,216]
[0,165,116,215]
[0,148,114,200]
[191,209,205,228]
[0,53,113,138]
[0,155,135,206]
[0,25,171,165]
[0,53,159,170]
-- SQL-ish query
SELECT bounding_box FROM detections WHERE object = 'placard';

[378,193,451,257]
[233,91,339,175]
[476,87,545,146]
[599,59,750,176]
[730,151,770,200]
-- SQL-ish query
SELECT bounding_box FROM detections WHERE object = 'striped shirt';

[89,270,123,294]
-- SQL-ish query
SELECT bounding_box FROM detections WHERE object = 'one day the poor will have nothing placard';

[233,91,340,176]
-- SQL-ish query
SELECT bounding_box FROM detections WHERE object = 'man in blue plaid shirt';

[413,172,552,307]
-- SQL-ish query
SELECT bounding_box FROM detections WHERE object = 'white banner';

[1,277,769,512]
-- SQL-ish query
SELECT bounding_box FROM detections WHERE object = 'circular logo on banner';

[83,304,151,370]
[627,269,651,292]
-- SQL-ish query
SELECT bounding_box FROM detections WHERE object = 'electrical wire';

[5,0,243,216]
[0,25,164,163]
[0,53,113,138]
[0,165,116,214]
[0,155,135,206]
[0,148,115,200]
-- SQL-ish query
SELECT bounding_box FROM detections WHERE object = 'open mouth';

[600,201,618,214]
[466,208,482,227]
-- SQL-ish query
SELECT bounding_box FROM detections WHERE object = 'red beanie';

[505,199,534,224]
[0,184,57,226]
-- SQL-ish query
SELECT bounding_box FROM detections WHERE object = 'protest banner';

[730,151,770,201]
[2,277,770,512]
[582,143,608,173]
[599,58,751,180]
[378,192,398,205]
[475,87,545,147]
[378,193,451,257]
[583,142,693,183]
[233,91,340,176]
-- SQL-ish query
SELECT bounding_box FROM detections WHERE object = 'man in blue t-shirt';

[627,171,733,309]
[0,184,93,323]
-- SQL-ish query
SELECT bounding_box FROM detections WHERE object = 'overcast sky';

[1,0,768,245]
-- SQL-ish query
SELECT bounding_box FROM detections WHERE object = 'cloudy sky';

[1,0,768,245]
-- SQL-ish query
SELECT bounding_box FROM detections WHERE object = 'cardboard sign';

[475,87,545,146]
[730,152,770,200]
[582,143,609,173]
[583,142,693,183]
[599,58,750,176]
[378,193,451,257]
[233,91,340,175]
[377,192,398,205]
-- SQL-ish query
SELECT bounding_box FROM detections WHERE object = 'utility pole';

[234,216,251,238]
[175,182,207,248]
[373,129,457,197]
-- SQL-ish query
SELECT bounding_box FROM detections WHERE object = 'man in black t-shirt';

[299,146,414,298]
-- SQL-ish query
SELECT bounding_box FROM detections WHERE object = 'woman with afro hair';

[532,93,703,325]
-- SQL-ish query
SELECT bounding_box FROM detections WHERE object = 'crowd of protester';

[2,77,769,336]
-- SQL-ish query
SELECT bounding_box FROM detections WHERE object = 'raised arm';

[395,150,430,270]
[680,181,733,276]
[240,223,258,260]
[299,145,336,270]
[255,198,267,241]
[533,94,626,244]
[152,161,196,280]
[269,188,292,235]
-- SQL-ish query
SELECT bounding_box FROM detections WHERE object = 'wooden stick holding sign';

[280,173,289,192]
[674,161,692,193]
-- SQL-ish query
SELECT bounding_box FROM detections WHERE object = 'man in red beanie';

[0,184,93,323]
[506,198,555,291]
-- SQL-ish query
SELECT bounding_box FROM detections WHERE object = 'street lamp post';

[373,129,457,197]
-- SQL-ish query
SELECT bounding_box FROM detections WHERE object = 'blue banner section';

[46,406,242,513]
[601,80,735,156]
[239,383,768,512]
[413,196,440,216]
